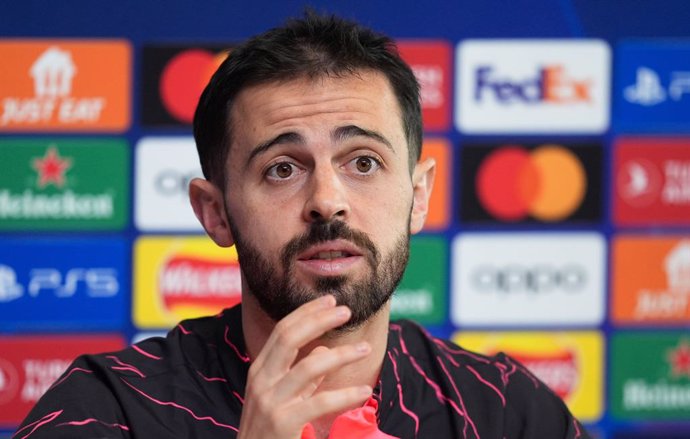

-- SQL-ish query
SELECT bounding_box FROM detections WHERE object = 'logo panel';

[134,236,241,328]
[460,144,602,224]
[0,237,128,331]
[611,332,690,420]
[452,331,604,422]
[615,41,690,132]
[611,236,690,325]
[451,232,606,326]
[141,45,230,126]
[613,137,690,226]
[456,40,610,133]
[391,236,447,324]
[0,335,124,426]
[0,40,130,132]
[0,139,129,230]
[397,41,451,131]
[135,137,204,231]
[421,139,451,230]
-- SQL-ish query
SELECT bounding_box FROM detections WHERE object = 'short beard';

[227,217,410,332]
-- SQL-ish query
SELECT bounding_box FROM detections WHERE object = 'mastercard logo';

[159,49,228,123]
[476,145,587,222]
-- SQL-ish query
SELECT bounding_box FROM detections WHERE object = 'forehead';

[228,71,405,146]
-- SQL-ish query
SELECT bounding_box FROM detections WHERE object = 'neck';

[242,293,390,392]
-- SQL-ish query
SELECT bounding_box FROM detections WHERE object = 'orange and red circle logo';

[475,145,587,222]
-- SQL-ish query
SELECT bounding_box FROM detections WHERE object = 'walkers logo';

[612,236,690,325]
[135,137,204,231]
[421,139,451,230]
[0,139,129,230]
[0,335,124,426]
[141,45,230,126]
[615,42,690,132]
[0,40,130,131]
[451,232,605,326]
[614,138,690,226]
[460,144,602,224]
[398,41,451,131]
[391,236,446,324]
[611,332,690,420]
[134,236,241,328]
[452,331,604,422]
[455,40,610,133]
[0,238,128,331]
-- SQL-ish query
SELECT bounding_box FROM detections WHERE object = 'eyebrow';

[247,124,395,165]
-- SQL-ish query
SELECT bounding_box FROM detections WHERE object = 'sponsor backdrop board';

[451,232,606,327]
[3,1,690,437]
[0,139,129,230]
[0,335,125,426]
[452,331,605,422]
[0,238,129,332]
[0,40,130,132]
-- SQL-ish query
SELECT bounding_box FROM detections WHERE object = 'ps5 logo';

[0,266,119,302]
[0,265,23,303]
[625,66,690,106]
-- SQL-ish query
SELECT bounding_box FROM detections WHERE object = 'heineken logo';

[0,139,128,230]
[32,146,72,189]
[613,332,690,419]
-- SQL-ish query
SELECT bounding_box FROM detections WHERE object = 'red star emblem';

[667,339,690,378]
[32,146,72,188]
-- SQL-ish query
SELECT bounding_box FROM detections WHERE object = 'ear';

[409,157,436,235]
[189,178,235,247]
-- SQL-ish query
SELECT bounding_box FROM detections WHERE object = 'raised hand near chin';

[237,295,373,439]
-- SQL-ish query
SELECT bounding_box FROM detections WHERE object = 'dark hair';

[193,11,422,186]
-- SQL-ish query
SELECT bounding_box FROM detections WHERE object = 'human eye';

[347,155,382,175]
[265,161,302,181]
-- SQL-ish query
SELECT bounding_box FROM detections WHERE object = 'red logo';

[667,339,690,378]
[512,350,579,400]
[31,146,72,188]
[397,41,451,131]
[0,336,124,426]
[614,137,690,225]
[159,255,242,312]
[159,49,227,123]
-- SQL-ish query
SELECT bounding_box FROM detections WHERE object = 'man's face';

[220,71,422,328]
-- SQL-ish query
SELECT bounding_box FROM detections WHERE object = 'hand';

[237,295,373,439]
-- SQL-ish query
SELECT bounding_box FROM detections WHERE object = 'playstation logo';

[624,66,690,107]
[624,67,666,106]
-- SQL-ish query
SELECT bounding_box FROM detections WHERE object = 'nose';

[302,163,349,223]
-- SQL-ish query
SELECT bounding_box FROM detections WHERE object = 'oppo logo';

[154,170,199,197]
[471,265,586,293]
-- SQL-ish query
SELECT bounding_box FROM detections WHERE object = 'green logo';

[611,332,690,420]
[392,236,447,324]
[0,139,129,230]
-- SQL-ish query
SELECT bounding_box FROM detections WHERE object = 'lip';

[295,240,365,276]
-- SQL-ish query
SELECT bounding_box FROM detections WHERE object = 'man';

[15,12,590,439]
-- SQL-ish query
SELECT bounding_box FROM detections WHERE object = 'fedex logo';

[475,65,591,104]
[456,40,610,134]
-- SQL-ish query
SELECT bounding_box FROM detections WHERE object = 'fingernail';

[359,385,372,396]
[320,295,335,306]
[335,306,350,319]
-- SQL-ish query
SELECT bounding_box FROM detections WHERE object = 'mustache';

[281,220,380,267]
